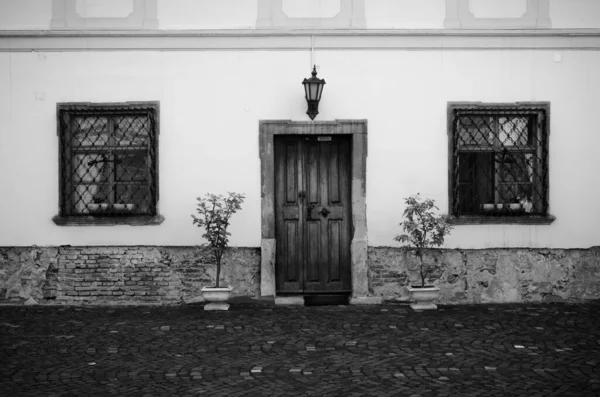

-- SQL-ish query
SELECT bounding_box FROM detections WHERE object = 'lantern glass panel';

[316,84,324,100]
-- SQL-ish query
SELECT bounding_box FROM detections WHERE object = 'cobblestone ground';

[1,300,599,396]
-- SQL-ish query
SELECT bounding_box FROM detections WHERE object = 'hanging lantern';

[302,65,326,120]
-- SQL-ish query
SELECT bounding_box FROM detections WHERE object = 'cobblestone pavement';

[1,300,599,397]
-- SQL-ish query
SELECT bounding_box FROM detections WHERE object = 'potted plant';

[88,198,107,212]
[509,196,522,211]
[394,194,453,310]
[191,192,245,310]
[113,200,126,211]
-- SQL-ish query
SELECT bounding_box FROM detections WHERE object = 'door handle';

[319,207,330,217]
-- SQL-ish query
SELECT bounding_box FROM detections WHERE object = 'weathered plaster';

[260,239,276,297]
[0,247,59,302]
[0,246,260,305]
[369,246,600,304]
[2,246,599,305]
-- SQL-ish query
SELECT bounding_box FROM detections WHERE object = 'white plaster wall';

[158,0,258,30]
[365,0,447,29]
[1,0,600,30]
[0,48,599,249]
[0,50,306,247]
[0,0,52,30]
[318,48,600,249]
[550,0,600,29]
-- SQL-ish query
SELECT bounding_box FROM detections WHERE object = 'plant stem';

[417,209,427,287]
[215,250,221,288]
[419,254,425,287]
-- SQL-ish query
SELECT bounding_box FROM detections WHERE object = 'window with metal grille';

[56,102,159,224]
[448,103,550,221]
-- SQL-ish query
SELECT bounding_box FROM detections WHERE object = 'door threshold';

[274,294,350,306]
[274,296,305,306]
[304,294,349,306]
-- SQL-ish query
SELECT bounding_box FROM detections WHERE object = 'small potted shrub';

[192,192,245,310]
[99,199,109,211]
[113,200,126,211]
[394,194,453,310]
[88,198,107,212]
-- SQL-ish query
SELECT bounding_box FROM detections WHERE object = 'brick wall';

[0,246,260,304]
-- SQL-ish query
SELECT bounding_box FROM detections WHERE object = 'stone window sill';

[52,215,165,226]
[447,214,555,225]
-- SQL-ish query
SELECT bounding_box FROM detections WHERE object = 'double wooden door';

[274,135,352,294]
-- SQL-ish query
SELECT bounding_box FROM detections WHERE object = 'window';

[55,102,161,225]
[448,103,552,224]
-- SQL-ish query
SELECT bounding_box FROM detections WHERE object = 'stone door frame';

[259,120,373,302]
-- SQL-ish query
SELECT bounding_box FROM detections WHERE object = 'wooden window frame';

[53,102,163,226]
[447,102,554,225]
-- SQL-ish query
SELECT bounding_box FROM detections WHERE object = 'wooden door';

[274,135,352,294]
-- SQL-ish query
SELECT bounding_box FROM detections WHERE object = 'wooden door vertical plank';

[329,221,341,281]
[275,136,303,293]
[318,140,330,288]
[329,141,340,204]
[285,143,297,203]
[286,221,298,281]
[274,137,286,290]
[296,138,305,290]
[307,142,319,204]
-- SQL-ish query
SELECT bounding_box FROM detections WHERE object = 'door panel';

[275,135,352,294]
[275,140,303,292]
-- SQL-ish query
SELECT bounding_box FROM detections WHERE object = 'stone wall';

[0,246,260,304]
[369,247,600,304]
[2,245,599,305]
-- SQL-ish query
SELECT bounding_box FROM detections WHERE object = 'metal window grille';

[58,103,158,217]
[449,104,549,217]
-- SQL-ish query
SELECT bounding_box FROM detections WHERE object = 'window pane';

[458,116,494,146]
[457,153,494,213]
[499,153,533,183]
[72,117,109,146]
[72,154,109,183]
[71,154,111,213]
[115,151,147,182]
[73,184,99,213]
[115,183,150,213]
[115,116,150,146]
[497,183,532,203]
[498,117,530,146]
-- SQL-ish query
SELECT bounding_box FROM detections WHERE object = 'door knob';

[319,207,330,217]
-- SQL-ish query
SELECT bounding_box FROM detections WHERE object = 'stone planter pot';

[407,285,440,310]
[201,286,233,310]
